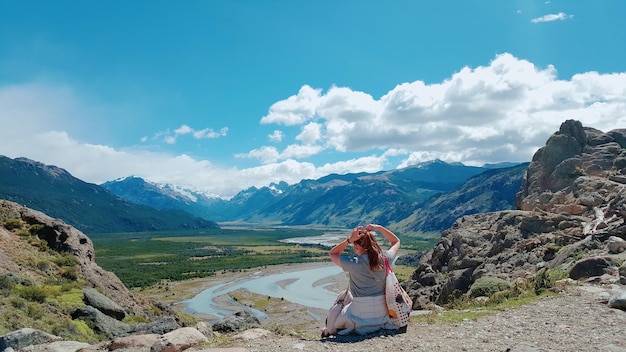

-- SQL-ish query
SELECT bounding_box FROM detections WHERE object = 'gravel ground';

[210,284,626,352]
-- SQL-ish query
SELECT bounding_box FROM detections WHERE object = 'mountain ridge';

[0,156,219,233]
[102,159,526,233]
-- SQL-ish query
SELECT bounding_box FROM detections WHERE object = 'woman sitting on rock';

[322,224,400,336]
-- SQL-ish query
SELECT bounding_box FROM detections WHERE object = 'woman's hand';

[367,224,400,258]
[348,226,364,243]
[365,224,379,232]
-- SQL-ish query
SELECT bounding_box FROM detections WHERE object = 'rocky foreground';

[1,282,625,351]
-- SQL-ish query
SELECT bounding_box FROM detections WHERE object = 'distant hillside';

[0,156,219,233]
[103,160,526,233]
[395,163,529,233]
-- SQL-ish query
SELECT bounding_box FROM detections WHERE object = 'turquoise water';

[180,264,344,319]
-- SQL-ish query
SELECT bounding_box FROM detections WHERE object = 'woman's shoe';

[321,328,330,338]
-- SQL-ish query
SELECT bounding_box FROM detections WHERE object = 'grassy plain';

[90,226,437,289]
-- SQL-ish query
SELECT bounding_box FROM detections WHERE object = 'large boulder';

[108,334,161,351]
[20,340,91,352]
[71,306,131,338]
[608,289,626,310]
[82,287,127,320]
[608,236,626,253]
[212,311,260,333]
[0,328,61,351]
[131,317,181,335]
[569,257,612,280]
[404,120,626,306]
[150,327,209,352]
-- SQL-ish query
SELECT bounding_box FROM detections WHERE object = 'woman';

[322,223,401,336]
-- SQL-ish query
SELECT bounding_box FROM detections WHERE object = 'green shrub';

[488,289,517,305]
[123,315,150,324]
[59,266,78,281]
[534,268,568,295]
[3,218,24,230]
[16,228,31,237]
[9,297,26,309]
[52,255,79,267]
[32,285,84,313]
[15,284,48,303]
[175,312,200,327]
[444,289,473,309]
[27,237,48,250]
[27,303,44,319]
[51,320,98,342]
[37,260,53,272]
[469,277,512,298]
[0,274,16,292]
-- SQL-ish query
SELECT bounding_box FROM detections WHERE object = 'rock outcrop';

[404,120,626,307]
[0,199,185,348]
[0,200,159,317]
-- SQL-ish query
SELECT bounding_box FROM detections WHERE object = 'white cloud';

[296,122,323,144]
[237,143,324,164]
[147,124,228,144]
[268,130,284,142]
[260,85,322,125]
[2,53,626,198]
[174,124,193,135]
[193,127,229,139]
[258,53,626,168]
[531,12,573,23]
[236,146,280,164]
[280,144,324,160]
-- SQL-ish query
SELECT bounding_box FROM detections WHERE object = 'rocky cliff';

[0,200,157,315]
[0,200,190,348]
[404,120,626,308]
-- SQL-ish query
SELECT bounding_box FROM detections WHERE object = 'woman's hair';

[355,230,384,270]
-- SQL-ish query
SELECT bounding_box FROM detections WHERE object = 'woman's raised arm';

[366,224,400,259]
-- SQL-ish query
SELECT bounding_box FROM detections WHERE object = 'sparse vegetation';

[533,268,568,295]
[0,216,94,341]
[412,275,563,325]
[468,277,512,298]
[0,276,95,341]
[3,218,24,230]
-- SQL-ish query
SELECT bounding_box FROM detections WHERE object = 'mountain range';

[0,156,219,233]
[0,154,528,234]
[101,160,529,234]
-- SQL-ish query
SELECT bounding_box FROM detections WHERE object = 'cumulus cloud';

[296,122,323,144]
[257,53,626,167]
[531,12,573,23]
[2,53,626,198]
[260,85,322,125]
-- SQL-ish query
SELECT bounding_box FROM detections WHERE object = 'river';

[179,264,345,319]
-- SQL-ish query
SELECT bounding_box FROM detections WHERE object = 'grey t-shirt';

[339,250,394,297]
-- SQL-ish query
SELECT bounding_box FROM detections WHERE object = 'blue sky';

[1,1,625,198]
